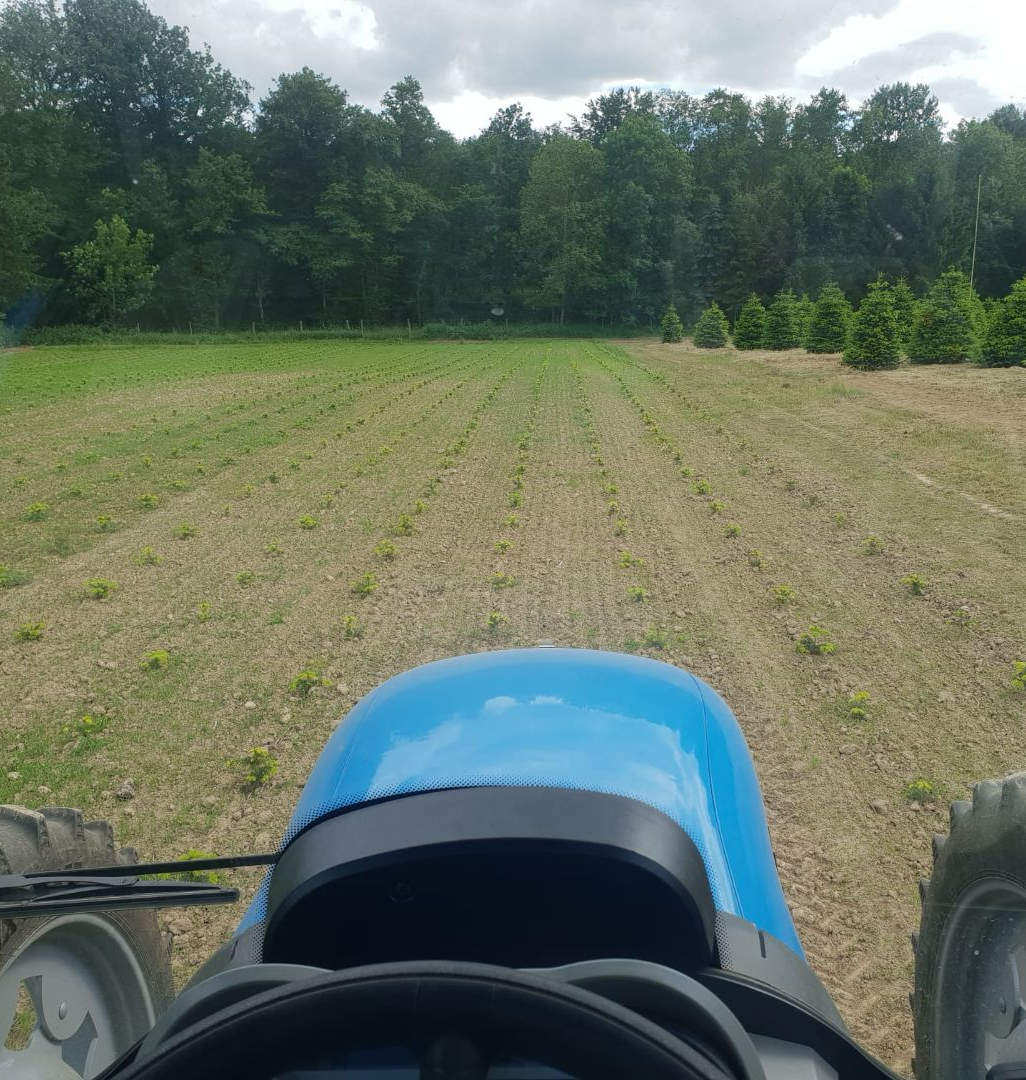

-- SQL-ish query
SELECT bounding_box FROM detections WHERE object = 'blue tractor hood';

[239,647,801,956]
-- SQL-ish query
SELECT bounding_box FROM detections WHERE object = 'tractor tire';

[913,773,1026,1079]
[0,805,173,1078]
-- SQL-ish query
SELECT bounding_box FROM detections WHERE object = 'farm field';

[2,337,1025,1072]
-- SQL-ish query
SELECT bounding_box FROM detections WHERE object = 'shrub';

[693,302,730,348]
[771,584,796,605]
[351,572,379,597]
[24,502,48,521]
[288,668,331,696]
[844,279,900,370]
[373,538,397,561]
[140,649,169,670]
[733,294,767,349]
[979,276,1026,367]
[805,284,853,353]
[796,625,836,655]
[85,577,118,599]
[15,621,45,642]
[901,573,927,596]
[0,564,29,589]
[765,290,802,350]
[903,778,937,803]
[660,304,684,343]
[242,747,278,787]
[908,268,978,364]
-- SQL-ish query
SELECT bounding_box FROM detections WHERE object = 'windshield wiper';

[0,852,277,918]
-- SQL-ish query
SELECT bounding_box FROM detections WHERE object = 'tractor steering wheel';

[114,961,742,1080]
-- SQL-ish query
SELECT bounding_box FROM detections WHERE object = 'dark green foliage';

[805,283,853,352]
[732,294,767,349]
[891,277,917,351]
[692,302,730,347]
[794,294,815,343]
[660,304,684,343]
[765,290,802,350]
[908,269,978,364]
[979,276,1026,366]
[843,279,900,370]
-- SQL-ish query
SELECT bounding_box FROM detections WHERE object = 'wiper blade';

[0,852,277,918]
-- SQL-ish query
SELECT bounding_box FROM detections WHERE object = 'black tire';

[913,773,1026,1079]
[0,805,174,1070]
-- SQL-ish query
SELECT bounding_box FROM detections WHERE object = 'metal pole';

[969,171,982,291]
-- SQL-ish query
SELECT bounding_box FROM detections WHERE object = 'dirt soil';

[2,338,1025,1074]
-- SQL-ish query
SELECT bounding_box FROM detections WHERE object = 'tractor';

[1,647,1021,1078]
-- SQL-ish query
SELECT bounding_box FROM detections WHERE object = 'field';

[2,337,1025,1071]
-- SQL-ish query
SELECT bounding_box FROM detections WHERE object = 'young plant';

[413,499,427,514]
[288,668,331,696]
[236,569,256,586]
[137,547,163,566]
[504,514,519,528]
[242,747,278,788]
[351,572,379,597]
[901,573,927,596]
[373,538,397,561]
[847,690,871,722]
[903,778,937,803]
[861,535,885,555]
[62,713,107,747]
[196,601,212,623]
[694,480,711,496]
[341,615,363,640]
[618,550,642,569]
[509,491,523,508]
[95,515,117,532]
[724,523,741,538]
[747,550,764,568]
[393,514,414,536]
[0,564,29,589]
[613,518,629,537]
[491,572,515,589]
[137,493,159,509]
[297,515,319,530]
[24,502,48,521]
[626,585,649,603]
[175,522,197,539]
[643,624,669,650]
[945,606,977,630]
[607,499,619,515]
[85,577,118,600]
[709,501,724,515]
[833,512,849,528]
[1010,661,1026,692]
[15,621,45,642]
[487,611,509,632]
[266,540,284,556]
[140,649,170,670]
[494,539,513,554]
[795,625,836,656]
[770,584,796,605]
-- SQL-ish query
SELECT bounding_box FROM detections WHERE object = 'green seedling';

[288,669,331,696]
[901,573,927,596]
[626,585,649,603]
[137,493,158,509]
[297,516,318,530]
[491,572,515,589]
[85,577,118,599]
[724,523,741,538]
[175,522,197,539]
[487,611,509,631]
[242,748,278,788]
[15,621,45,642]
[861,535,885,555]
[24,502,48,521]
[903,778,937,803]
[236,569,256,586]
[771,584,796,605]
[374,539,397,561]
[140,649,169,670]
[137,547,163,566]
[795,625,836,656]
[494,539,513,554]
[351,572,379,597]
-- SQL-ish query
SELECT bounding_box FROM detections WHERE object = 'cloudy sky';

[151,0,1025,135]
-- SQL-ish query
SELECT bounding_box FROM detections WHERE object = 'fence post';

[407,317,412,340]
[189,321,193,339]
[299,319,303,333]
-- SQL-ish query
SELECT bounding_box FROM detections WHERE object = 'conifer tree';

[979,276,1026,367]
[843,278,900,370]
[908,268,978,363]
[693,301,730,347]
[660,303,684,343]
[765,289,802,349]
[733,293,767,349]
[805,283,853,352]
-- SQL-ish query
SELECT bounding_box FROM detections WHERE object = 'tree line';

[2,0,1026,333]
[665,267,1026,368]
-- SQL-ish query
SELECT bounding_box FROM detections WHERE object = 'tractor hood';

[238,647,800,955]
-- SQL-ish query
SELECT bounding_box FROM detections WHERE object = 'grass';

[1,336,1024,1072]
